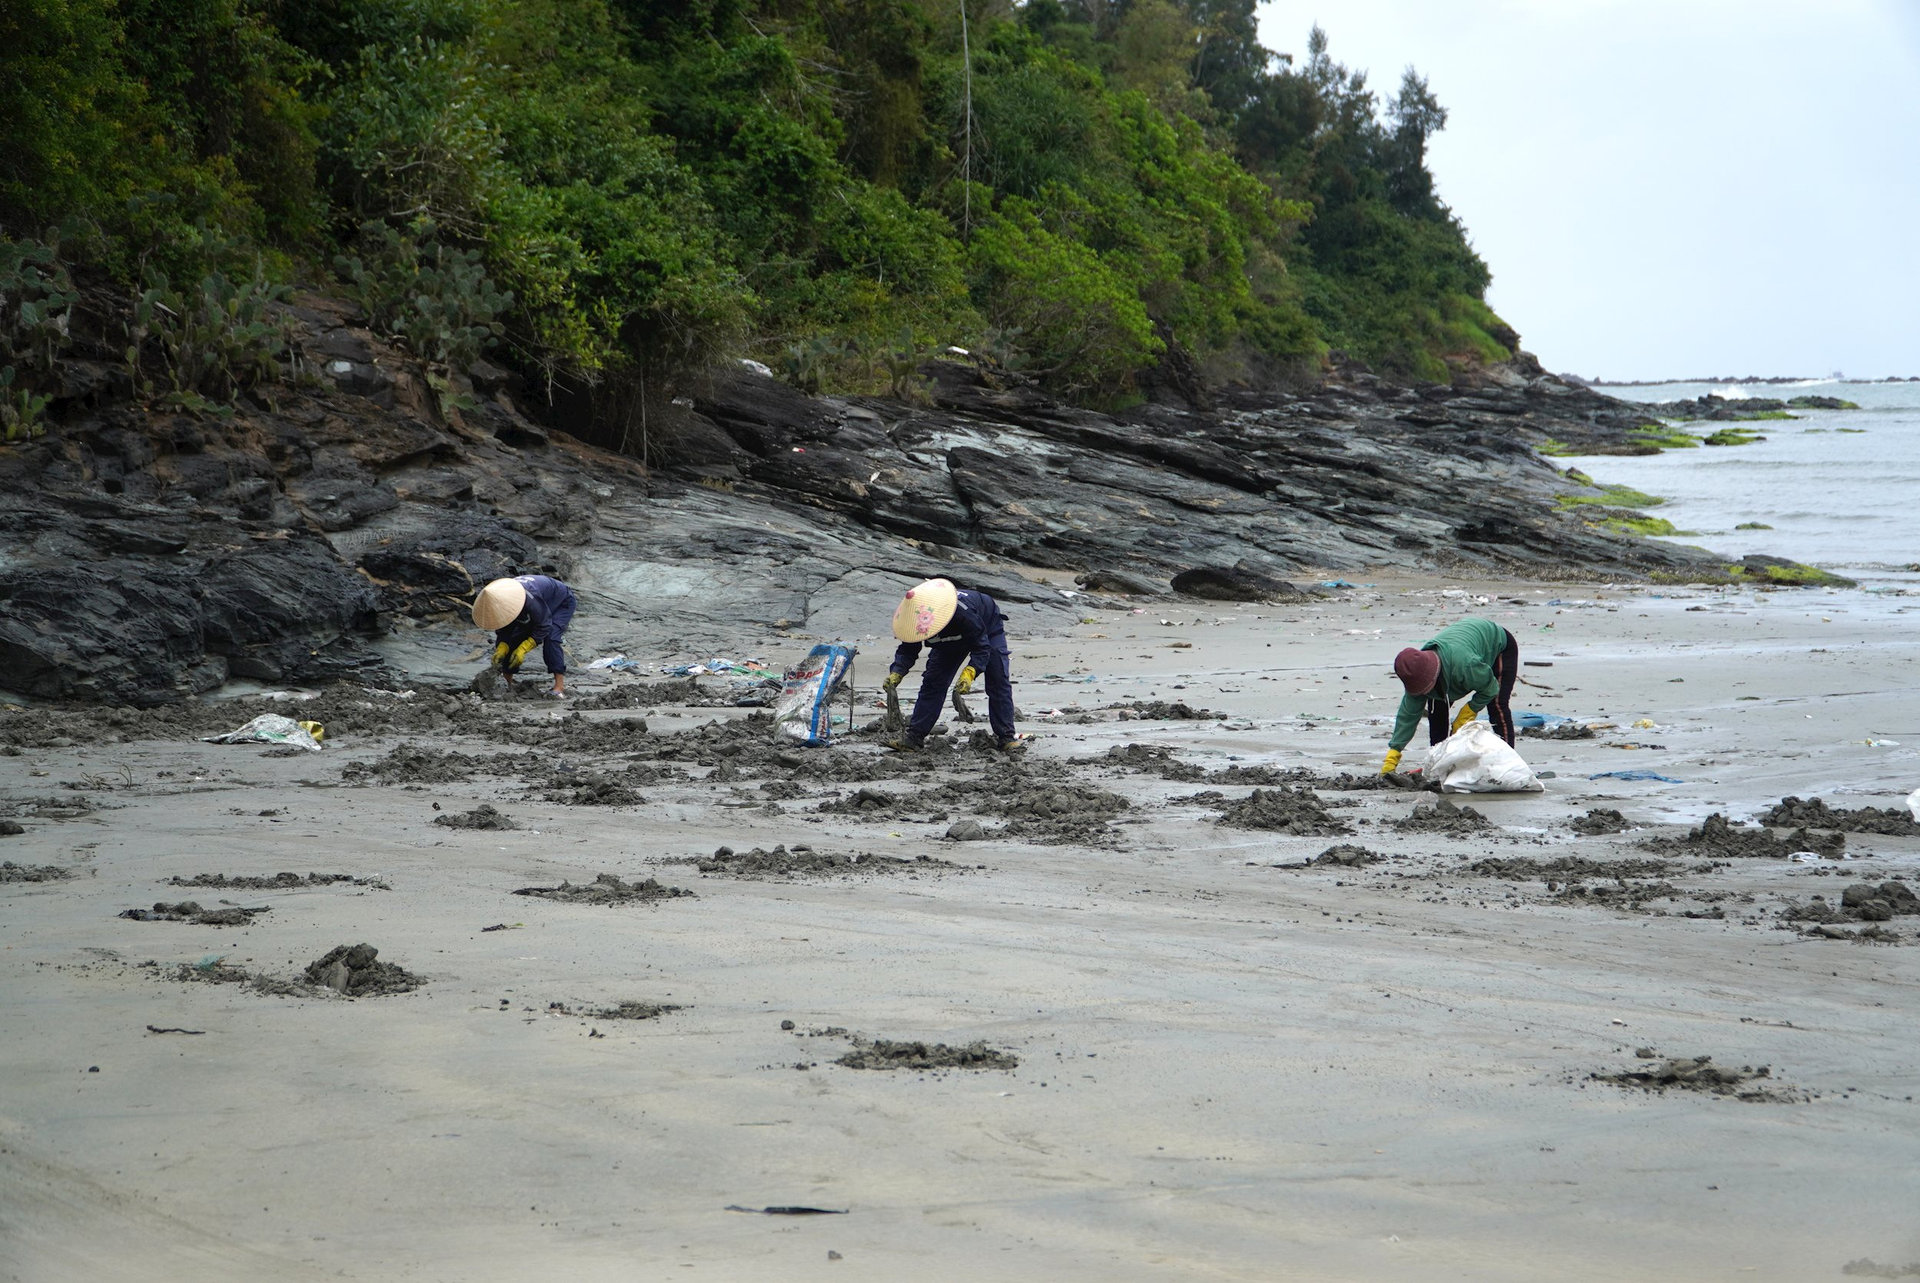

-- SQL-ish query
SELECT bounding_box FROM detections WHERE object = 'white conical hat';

[472,578,527,630]
[892,578,958,643]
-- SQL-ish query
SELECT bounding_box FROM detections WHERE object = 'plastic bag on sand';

[202,713,323,752]
[1426,722,1542,794]
[773,644,856,746]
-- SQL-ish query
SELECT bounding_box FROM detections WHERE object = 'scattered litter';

[1632,718,1658,730]
[1789,851,1854,863]
[725,1206,848,1216]
[201,714,324,752]
[1319,580,1357,589]
[1588,771,1682,783]
[1864,738,1901,747]
[1515,712,1572,729]
[587,654,642,672]
[662,656,777,679]
[773,644,856,746]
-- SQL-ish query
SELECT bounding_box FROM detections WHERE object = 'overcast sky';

[1256,1,1920,380]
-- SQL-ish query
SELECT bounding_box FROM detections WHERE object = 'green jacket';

[1388,617,1510,750]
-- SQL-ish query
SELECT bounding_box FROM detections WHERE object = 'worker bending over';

[472,574,575,698]
[883,577,1018,751]
[1381,616,1519,774]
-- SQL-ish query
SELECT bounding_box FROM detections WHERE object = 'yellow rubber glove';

[1451,704,1478,733]
[491,642,510,670]
[955,665,978,695]
[882,671,903,691]
[1381,748,1403,775]
[501,637,537,674]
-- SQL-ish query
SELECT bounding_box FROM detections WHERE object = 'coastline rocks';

[1170,564,1312,602]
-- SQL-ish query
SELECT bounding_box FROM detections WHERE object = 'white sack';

[201,713,321,752]
[1426,721,1542,793]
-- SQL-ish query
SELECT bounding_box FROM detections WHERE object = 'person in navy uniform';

[472,574,576,698]
[882,577,1018,750]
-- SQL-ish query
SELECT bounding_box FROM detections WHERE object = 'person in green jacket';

[1380,617,1519,774]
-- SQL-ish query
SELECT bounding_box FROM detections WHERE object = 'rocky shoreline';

[0,291,1823,706]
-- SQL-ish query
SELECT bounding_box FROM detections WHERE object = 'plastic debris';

[201,714,323,751]
[1427,722,1543,793]
[587,654,641,672]
[1515,711,1573,730]
[1587,770,1682,783]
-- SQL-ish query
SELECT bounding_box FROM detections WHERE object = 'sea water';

[1556,380,1920,588]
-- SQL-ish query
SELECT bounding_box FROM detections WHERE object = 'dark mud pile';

[1761,797,1920,836]
[304,943,425,996]
[166,871,386,889]
[1393,799,1495,835]
[0,821,24,837]
[1641,813,1845,859]
[541,775,646,806]
[1084,743,1390,791]
[1213,787,1352,836]
[1590,1054,1791,1101]
[1523,724,1595,741]
[817,764,1131,845]
[1784,881,1920,926]
[1312,844,1380,866]
[834,1038,1019,1071]
[434,804,518,830]
[1468,855,1675,881]
[1571,808,1630,835]
[0,796,94,820]
[342,745,505,785]
[547,999,682,1020]
[1106,701,1224,720]
[120,900,268,926]
[1554,880,1678,910]
[679,844,960,879]
[1,862,73,882]
[512,873,693,905]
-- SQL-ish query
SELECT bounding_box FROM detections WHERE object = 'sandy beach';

[4,573,1918,1282]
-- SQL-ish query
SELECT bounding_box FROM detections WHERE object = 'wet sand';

[3,575,1918,1282]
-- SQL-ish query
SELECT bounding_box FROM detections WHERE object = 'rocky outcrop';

[0,289,1731,706]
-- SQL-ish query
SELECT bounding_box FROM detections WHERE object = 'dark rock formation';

[0,280,1738,706]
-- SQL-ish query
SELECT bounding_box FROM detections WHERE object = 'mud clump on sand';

[1086,744,1390,791]
[1524,723,1596,741]
[571,679,733,711]
[513,873,693,905]
[679,844,960,879]
[0,821,24,837]
[121,900,268,926]
[542,774,645,806]
[1640,813,1844,859]
[835,1038,1019,1071]
[1590,1055,1791,1101]
[500,714,650,754]
[1762,796,1920,836]
[548,999,682,1020]
[1,861,73,882]
[1469,855,1675,881]
[342,745,496,785]
[166,871,386,890]
[1312,844,1380,866]
[1214,786,1352,836]
[1106,700,1223,721]
[304,943,425,995]
[1571,808,1630,836]
[434,804,518,830]
[1393,798,1495,835]
[818,767,1131,845]
[1784,880,1920,928]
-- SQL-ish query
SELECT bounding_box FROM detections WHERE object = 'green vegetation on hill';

[2,0,1514,422]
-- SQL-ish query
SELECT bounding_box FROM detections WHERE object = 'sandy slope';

[3,575,1917,1282]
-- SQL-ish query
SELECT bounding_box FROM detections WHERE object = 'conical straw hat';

[892,578,958,643]
[473,578,528,630]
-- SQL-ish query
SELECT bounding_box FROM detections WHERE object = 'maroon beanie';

[1394,647,1440,695]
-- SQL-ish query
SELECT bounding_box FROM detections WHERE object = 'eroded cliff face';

[0,291,1717,706]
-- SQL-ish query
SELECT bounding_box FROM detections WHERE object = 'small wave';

[1710,385,1752,400]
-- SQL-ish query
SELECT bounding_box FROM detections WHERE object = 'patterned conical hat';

[891,578,958,643]
[472,578,527,630]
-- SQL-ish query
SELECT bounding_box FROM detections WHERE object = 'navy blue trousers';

[908,642,1014,743]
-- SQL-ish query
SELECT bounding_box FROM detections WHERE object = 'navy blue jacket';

[889,588,1007,676]
[494,574,576,674]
